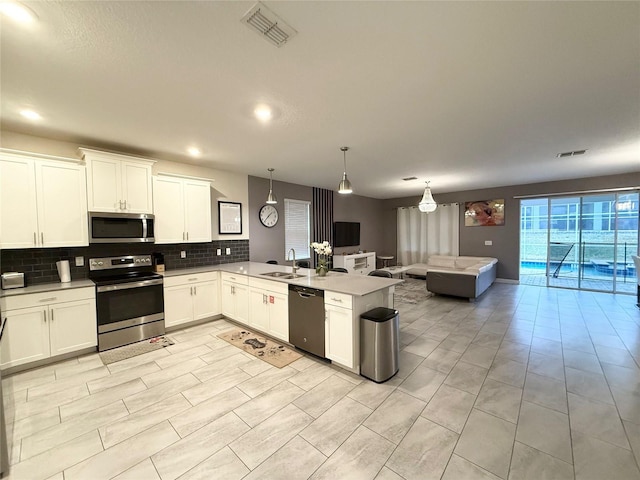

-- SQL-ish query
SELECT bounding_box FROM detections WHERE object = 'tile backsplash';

[0,240,249,285]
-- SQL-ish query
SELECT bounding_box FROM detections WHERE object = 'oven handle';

[96,278,164,293]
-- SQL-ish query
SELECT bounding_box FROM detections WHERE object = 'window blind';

[285,199,311,259]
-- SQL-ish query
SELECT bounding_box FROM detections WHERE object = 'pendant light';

[418,181,437,213]
[266,168,277,204]
[338,146,353,194]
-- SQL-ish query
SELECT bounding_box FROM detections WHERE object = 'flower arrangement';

[311,241,332,276]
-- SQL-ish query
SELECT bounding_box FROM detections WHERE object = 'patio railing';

[520,241,638,282]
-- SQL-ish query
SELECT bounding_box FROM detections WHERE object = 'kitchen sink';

[261,271,304,279]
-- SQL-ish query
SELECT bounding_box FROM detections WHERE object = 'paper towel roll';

[56,260,71,283]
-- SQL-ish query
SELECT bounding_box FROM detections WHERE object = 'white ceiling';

[1,1,639,199]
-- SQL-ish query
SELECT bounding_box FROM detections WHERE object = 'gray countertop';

[0,279,95,298]
[164,262,403,296]
[0,262,402,299]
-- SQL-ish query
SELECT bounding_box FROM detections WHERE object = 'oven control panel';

[89,255,152,271]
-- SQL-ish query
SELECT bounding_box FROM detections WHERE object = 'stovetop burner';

[88,254,161,285]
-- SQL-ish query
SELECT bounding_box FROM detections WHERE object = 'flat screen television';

[334,221,360,247]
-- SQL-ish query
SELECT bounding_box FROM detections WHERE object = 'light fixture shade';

[266,168,277,204]
[338,146,353,194]
[338,174,352,194]
[418,183,437,213]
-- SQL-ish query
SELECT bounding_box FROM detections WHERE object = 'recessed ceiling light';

[0,1,37,23]
[20,109,41,121]
[187,146,202,157]
[254,105,272,122]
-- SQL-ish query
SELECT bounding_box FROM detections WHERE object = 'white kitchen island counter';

[163,262,402,374]
[164,261,402,296]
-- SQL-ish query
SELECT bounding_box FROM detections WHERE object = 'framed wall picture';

[218,201,242,234]
[464,199,505,226]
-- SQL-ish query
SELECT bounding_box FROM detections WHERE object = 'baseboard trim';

[495,278,519,284]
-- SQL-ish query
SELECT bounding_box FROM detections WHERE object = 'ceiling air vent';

[557,149,588,158]
[241,2,297,48]
[402,176,418,181]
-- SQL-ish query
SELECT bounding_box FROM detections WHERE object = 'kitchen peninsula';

[164,261,403,373]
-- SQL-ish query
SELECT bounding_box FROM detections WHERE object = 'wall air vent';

[402,177,418,181]
[557,149,588,158]
[241,2,297,48]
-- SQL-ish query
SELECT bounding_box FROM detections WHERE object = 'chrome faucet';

[287,248,298,273]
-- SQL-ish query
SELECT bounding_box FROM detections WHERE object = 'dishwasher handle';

[289,285,324,298]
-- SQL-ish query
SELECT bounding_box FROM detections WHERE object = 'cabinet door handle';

[231,285,235,294]
[41,232,44,245]
[34,232,37,245]
[193,286,196,295]
[124,200,127,210]
[50,309,54,321]
[39,297,57,302]
[43,310,47,323]
[119,200,123,210]
[331,297,342,302]
[186,232,189,241]
[183,232,186,241]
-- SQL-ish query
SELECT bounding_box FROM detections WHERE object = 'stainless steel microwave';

[89,212,155,243]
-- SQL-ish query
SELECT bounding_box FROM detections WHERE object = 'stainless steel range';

[89,255,165,351]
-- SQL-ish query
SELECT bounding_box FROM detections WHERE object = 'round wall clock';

[259,204,279,227]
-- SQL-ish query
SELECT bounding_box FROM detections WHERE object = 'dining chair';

[368,270,393,278]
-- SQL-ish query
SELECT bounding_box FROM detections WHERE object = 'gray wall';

[248,176,313,264]
[248,176,390,267]
[382,172,640,281]
[333,194,389,265]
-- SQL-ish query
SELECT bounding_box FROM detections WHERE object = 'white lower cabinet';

[324,291,354,369]
[248,278,288,342]
[0,288,97,370]
[221,273,249,325]
[164,272,220,328]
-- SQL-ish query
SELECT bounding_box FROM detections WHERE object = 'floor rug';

[394,277,433,304]
[218,328,302,368]
[99,336,174,365]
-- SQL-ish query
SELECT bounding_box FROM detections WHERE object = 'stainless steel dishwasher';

[288,285,325,357]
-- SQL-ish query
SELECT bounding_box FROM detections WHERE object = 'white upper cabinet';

[36,160,88,247]
[80,148,154,214]
[153,176,184,243]
[153,175,211,244]
[183,180,212,243]
[0,153,38,248]
[0,150,88,249]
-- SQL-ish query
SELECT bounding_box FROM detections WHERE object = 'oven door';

[96,278,164,334]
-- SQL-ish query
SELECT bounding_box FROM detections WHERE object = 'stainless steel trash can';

[360,307,399,383]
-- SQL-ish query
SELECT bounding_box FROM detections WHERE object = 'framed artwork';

[464,199,505,226]
[218,201,242,234]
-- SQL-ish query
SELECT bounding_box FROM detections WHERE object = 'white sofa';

[406,255,498,300]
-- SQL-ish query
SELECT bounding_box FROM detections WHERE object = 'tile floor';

[2,280,640,479]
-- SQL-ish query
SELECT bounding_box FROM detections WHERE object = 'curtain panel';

[396,204,460,266]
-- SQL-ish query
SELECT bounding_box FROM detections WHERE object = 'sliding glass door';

[520,191,639,293]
